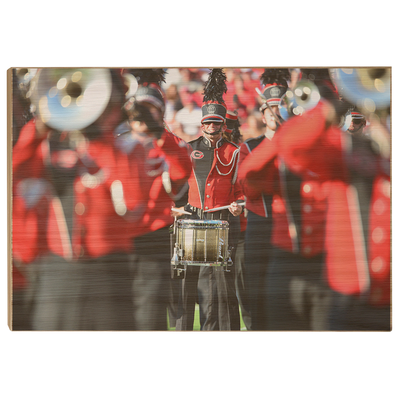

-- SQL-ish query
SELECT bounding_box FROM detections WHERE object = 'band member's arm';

[277,102,345,181]
[238,142,264,200]
[86,137,150,217]
[12,119,53,264]
[157,130,192,185]
[237,137,277,194]
[229,160,245,216]
[12,119,48,172]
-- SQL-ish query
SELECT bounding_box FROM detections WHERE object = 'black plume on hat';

[128,68,166,86]
[201,68,227,123]
[260,68,290,88]
[130,68,167,112]
[203,68,228,103]
[259,68,289,109]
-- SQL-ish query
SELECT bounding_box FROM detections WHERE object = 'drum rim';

[176,219,229,228]
[177,260,227,267]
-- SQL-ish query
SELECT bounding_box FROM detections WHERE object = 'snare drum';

[174,219,230,267]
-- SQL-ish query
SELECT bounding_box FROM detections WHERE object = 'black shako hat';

[125,68,166,113]
[201,68,227,123]
[259,68,289,111]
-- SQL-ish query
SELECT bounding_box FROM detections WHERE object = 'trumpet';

[27,68,113,132]
[288,80,321,115]
[278,80,321,120]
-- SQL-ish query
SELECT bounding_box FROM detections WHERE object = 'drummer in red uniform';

[172,69,243,330]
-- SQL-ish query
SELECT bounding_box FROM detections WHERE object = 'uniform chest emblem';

[191,150,204,159]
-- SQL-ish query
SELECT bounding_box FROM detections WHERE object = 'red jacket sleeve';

[277,103,345,181]
[12,119,46,176]
[12,120,52,264]
[158,130,192,183]
[238,137,278,194]
[86,137,150,214]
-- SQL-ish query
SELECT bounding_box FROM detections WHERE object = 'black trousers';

[31,252,136,331]
[266,247,332,331]
[132,227,171,331]
[244,210,272,330]
[234,232,251,330]
[175,212,240,331]
[328,291,391,331]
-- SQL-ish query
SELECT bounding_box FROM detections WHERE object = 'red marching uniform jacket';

[133,128,192,238]
[12,120,53,264]
[239,136,272,218]
[12,119,150,262]
[71,131,149,258]
[238,132,328,258]
[278,103,391,306]
[187,136,243,211]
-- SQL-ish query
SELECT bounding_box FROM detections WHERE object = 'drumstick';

[203,201,246,213]
[171,207,192,215]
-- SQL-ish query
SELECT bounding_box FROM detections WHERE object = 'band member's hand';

[228,202,242,217]
[171,206,186,217]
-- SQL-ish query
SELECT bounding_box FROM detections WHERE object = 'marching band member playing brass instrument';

[238,69,336,331]
[238,68,289,330]
[277,68,391,330]
[12,68,150,330]
[123,69,192,330]
[172,68,244,330]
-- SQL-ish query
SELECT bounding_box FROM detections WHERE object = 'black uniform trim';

[244,135,265,152]
[189,136,235,208]
[243,135,273,218]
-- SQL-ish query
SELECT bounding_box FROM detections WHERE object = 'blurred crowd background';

[161,68,300,143]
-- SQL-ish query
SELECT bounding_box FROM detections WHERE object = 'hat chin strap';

[207,130,221,136]
[202,123,224,136]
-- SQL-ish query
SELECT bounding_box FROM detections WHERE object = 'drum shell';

[175,219,229,265]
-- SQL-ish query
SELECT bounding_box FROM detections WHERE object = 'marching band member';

[278,68,391,330]
[12,69,149,330]
[172,69,244,330]
[238,69,334,330]
[238,69,289,330]
[346,109,367,136]
[224,111,251,330]
[123,69,192,330]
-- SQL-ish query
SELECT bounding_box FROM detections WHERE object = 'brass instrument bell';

[28,68,112,131]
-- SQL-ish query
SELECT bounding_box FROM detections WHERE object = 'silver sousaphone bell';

[27,68,113,131]
[330,68,391,113]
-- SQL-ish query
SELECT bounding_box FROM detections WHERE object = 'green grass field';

[167,305,247,331]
